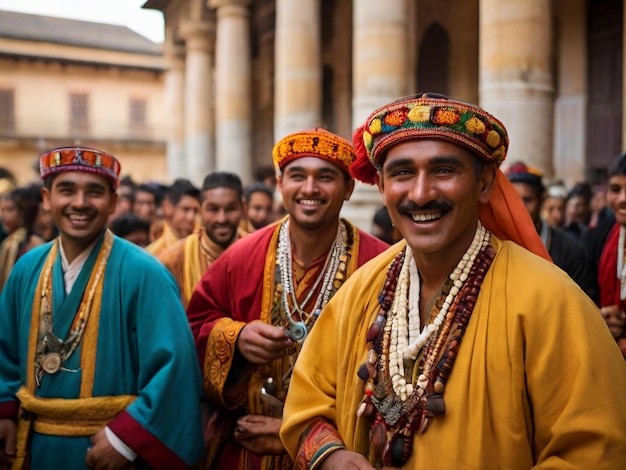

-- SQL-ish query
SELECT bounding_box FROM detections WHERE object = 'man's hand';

[318,450,376,469]
[85,428,133,470]
[237,321,292,364]
[233,414,285,455]
[0,419,16,470]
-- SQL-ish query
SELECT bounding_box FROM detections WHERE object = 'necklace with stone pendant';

[34,232,112,386]
[277,219,347,341]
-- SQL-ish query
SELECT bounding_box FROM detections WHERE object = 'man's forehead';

[283,156,344,174]
[52,171,110,186]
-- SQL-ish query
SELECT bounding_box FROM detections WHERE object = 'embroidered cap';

[351,93,509,184]
[350,93,552,263]
[39,147,121,189]
[272,128,356,175]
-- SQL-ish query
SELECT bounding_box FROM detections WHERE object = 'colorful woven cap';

[272,128,356,175]
[351,93,509,184]
[40,147,121,188]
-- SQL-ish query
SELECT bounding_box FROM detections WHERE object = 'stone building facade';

[0,10,167,185]
[144,0,624,228]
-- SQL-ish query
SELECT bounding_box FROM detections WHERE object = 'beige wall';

[0,39,167,186]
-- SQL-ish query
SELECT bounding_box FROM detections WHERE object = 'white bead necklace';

[277,219,347,323]
[387,222,490,400]
[617,225,626,300]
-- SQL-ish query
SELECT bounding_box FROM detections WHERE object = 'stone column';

[480,0,554,177]
[274,0,322,140]
[553,0,586,186]
[181,20,214,185]
[211,0,253,183]
[346,0,410,232]
[163,40,186,181]
[352,0,409,127]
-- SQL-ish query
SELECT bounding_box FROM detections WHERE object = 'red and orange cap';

[40,147,121,188]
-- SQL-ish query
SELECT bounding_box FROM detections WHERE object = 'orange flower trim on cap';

[272,129,356,174]
[40,147,121,188]
[360,96,509,171]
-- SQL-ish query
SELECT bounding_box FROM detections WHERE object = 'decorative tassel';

[369,418,387,467]
[350,125,378,184]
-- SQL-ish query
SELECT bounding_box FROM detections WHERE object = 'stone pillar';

[211,0,253,183]
[553,0,586,186]
[480,0,554,177]
[163,40,186,181]
[181,20,214,186]
[274,0,322,140]
[346,0,410,232]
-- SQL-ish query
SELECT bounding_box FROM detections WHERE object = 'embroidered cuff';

[295,418,345,470]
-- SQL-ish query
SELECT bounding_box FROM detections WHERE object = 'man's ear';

[478,164,497,204]
[344,177,355,201]
[276,174,283,195]
[41,186,51,212]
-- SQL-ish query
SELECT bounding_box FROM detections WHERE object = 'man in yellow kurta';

[280,94,626,469]
[158,172,248,309]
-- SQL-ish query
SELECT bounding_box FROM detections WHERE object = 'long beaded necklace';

[617,225,626,300]
[276,219,348,341]
[34,231,114,387]
[356,222,495,467]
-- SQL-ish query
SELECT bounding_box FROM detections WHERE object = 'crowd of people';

[0,93,624,470]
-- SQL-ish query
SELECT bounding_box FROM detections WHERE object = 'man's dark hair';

[119,175,136,188]
[109,213,150,238]
[608,153,626,178]
[244,182,273,203]
[372,206,394,244]
[135,183,158,201]
[201,172,244,200]
[567,181,592,205]
[165,179,200,206]
[254,165,276,183]
[11,183,42,233]
[0,167,16,183]
[505,161,545,198]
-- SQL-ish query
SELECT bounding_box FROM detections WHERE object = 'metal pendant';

[41,352,62,374]
[284,320,307,341]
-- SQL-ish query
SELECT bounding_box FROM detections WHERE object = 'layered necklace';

[34,231,113,387]
[617,225,626,300]
[357,222,495,467]
[275,218,349,342]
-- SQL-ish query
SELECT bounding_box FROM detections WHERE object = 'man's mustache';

[398,200,453,214]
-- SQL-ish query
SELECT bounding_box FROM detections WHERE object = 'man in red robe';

[187,128,390,469]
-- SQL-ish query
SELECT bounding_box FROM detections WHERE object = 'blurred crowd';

[1,159,625,352]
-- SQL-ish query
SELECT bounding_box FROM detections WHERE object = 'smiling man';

[0,147,204,470]
[159,171,248,309]
[186,129,389,469]
[280,94,626,469]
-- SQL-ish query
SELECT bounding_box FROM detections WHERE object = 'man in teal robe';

[0,147,204,469]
